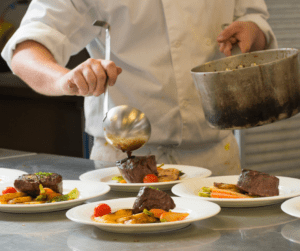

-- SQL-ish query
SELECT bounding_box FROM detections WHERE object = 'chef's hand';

[57,59,122,96]
[217,21,266,57]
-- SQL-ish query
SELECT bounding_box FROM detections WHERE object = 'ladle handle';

[221,23,241,56]
[93,20,111,121]
[103,26,110,120]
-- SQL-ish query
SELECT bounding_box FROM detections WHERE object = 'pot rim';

[191,48,299,74]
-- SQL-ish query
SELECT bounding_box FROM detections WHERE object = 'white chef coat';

[2,0,277,175]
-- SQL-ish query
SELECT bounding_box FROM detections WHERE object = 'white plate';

[0,168,27,185]
[281,196,300,218]
[0,180,110,213]
[172,175,300,207]
[79,164,212,192]
[66,197,220,233]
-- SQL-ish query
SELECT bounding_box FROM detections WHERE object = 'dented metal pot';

[191,48,300,129]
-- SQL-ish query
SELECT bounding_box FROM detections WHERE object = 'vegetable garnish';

[198,186,254,199]
[94,203,112,217]
[112,176,126,183]
[2,187,17,194]
[50,188,80,202]
[143,174,158,183]
[143,208,166,218]
[157,163,165,170]
[160,211,189,222]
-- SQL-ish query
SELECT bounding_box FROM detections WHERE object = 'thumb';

[117,67,122,75]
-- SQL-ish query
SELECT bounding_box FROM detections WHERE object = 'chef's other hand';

[57,59,122,96]
[217,21,266,57]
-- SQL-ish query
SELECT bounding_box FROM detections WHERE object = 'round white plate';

[0,168,27,185]
[66,197,220,234]
[79,164,212,192]
[281,196,300,218]
[0,180,110,213]
[172,175,300,207]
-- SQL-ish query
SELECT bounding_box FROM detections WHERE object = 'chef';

[1,0,277,175]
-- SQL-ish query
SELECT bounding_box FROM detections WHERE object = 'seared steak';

[116,155,158,183]
[236,169,279,197]
[132,186,175,214]
[14,173,62,197]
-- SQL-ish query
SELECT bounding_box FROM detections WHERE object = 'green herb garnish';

[35,172,53,177]
[149,186,159,190]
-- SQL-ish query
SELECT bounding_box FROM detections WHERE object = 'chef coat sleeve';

[1,0,100,70]
[233,0,278,49]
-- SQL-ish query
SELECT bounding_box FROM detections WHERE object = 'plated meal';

[172,169,300,207]
[66,186,221,233]
[92,186,189,224]
[0,172,79,204]
[0,172,111,213]
[198,169,279,199]
[79,162,211,192]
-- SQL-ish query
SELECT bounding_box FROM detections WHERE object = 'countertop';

[0,149,300,251]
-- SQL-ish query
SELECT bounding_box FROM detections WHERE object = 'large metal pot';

[191,48,300,129]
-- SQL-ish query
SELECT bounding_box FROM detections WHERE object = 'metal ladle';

[93,20,151,153]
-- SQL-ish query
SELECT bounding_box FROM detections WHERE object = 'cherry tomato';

[2,187,17,194]
[94,203,111,217]
[143,174,159,183]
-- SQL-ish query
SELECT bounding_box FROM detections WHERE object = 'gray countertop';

[0,150,300,251]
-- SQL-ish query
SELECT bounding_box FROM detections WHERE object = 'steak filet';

[236,169,279,197]
[132,186,175,214]
[116,155,158,183]
[14,173,62,197]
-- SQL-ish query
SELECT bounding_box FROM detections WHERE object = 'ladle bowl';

[103,105,151,152]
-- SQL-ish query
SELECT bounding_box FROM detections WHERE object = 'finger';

[223,41,233,57]
[229,37,238,44]
[117,66,122,75]
[81,65,97,95]
[218,42,226,53]
[90,61,107,96]
[217,22,241,42]
[238,40,252,53]
[72,71,89,96]
[101,60,119,86]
